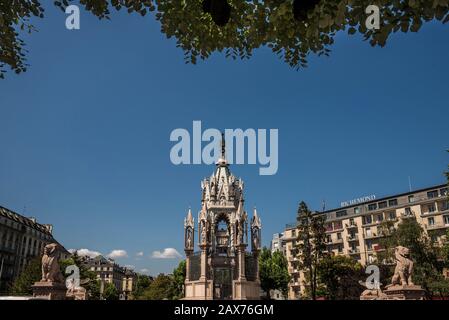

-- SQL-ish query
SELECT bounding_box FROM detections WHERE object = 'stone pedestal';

[32,281,67,300]
[383,285,426,300]
[233,280,261,300]
[183,279,214,300]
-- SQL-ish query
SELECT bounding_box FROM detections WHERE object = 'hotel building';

[284,183,449,299]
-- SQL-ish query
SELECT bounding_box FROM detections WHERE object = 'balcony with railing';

[347,234,359,241]
[348,248,360,255]
[364,232,384,239]
[425,223,449,231]
[345,222,358,229]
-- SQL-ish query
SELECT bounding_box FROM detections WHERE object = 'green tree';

[259,247,290,299]
[59,252,101,300]
[102,282,119,300]
[317,255,363,300]
[1,1,448,78]
[170,260,186,300]
[132,274,153,299]
[10,256,41,295]
[295,201,326,300]
[378,217,443,298]
[142,273,175,300]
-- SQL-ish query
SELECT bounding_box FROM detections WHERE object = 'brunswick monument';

[183,136,262,300]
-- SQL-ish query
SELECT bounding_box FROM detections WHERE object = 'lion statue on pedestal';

[386,245,414,287]
[41,243,65,283]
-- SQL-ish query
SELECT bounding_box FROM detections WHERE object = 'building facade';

[284,184,449,299]
[271,232,286,254]
[83,255,137,299]
[183,137,262,300]
[0,206,69,294]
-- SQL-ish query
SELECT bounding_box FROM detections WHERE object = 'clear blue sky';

[0,6,448,275]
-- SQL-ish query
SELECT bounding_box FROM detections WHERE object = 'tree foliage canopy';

[295,201,326,300]
[10,256,41,295]
[259,247,290,298]
[317,254,363,300]
[1,0,448,78]
[378,217,445,298]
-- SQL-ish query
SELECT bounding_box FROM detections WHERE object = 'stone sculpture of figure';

[41,243,64,283]
[237,222,243,245]
[359,280,387,300]
[252,229,259,250]
[186,229,192,249]
[387,246,414,287]
[201,221,207,244]
[66,278,87,300]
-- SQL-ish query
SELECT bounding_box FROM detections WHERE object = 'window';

[366,241,373,250]
[405,207,413,216]
[378,201,387,209]
[388,212,396,221]
[291,229,296,237]
[441,201,449,211]
[338,246,343,253]
[368,203,377,211]
[354,207,360,214]
[408,195,414,203]
[366,228,372,237]
[362,215,372,225]
[337,232,342,240]
[444,215,449,225]
[336,210,347,218]
[427,190,438,199]
[325,224,333,232]
[428,217,435,226]
[326,235,332,243]
[441,188,448,197]
[428,204,436,213]
[388,199,398,207]
[376,214,384,223]
[334,221,343,230]
[349,218,355,226]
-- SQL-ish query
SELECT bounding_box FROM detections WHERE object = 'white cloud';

[140,268,150,275]
[107,249,128,259]
[136,251,144,257]
[124,265,135,270]
[69,248,101,258]
[151,248,182,259]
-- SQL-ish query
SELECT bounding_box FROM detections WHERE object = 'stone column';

[185,250,192,281]
[200,246,207,281]
[238,246,246,281]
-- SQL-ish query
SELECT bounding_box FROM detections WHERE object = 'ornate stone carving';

[66,278,87,300]
[387,246,414,287]
[41,243,64,283]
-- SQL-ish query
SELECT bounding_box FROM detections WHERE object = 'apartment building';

[83,255,137,299]
[284,183,449,299]
[0,205,69,294]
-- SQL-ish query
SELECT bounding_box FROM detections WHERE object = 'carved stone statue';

[237,222,243,245]
[359,280,387,300]
[386,246,414,287]
[186,229,192,249]
[201,221,207,244]
[41,243,64,283]
[252,229,259,250]
[66,278,87,300]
